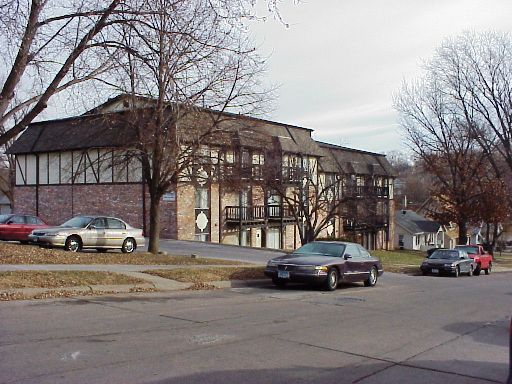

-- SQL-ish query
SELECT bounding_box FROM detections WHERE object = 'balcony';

[342,186,389,199]
[343,214,388,231]
[225,204,295,225]
[222,164,263,181]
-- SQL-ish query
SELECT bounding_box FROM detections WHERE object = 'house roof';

[7,96,323,157]
[395,210,441,234]
[317,142,396,177]
[6,112,139,154]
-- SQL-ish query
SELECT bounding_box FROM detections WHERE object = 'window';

[107,218,125,229]
[26,216,43,225]
[9,216,25,224]
[195,188,209,209]
[344,244,361,258]
[90,218,107,229]
[357,245,371,258]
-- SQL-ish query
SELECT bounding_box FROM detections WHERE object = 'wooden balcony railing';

[343,214,388,231]
[342,186,389,199]
[225,204,295,224]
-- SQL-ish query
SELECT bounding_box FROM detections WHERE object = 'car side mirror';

[460,256,465,260]
[344,254,352,260]
[6,221,13,225]
[89,225,96,230]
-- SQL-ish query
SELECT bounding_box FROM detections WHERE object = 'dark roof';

[317,142,396,177]
[7,113,139,154]
[7,97,322,156]
[395,210,441,234]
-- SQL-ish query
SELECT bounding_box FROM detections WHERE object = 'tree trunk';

[457,221,468,245]
[148,193,161,254]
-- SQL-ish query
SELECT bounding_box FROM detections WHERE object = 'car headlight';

[267,260,277,267]
[444,263,454,267]
[314,266,328,271]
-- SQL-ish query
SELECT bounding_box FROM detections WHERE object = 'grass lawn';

[372,249,425,274]
[491,251,512,268]
[144,266,266,283]
[0,242,244,266]
[0,271,145,289]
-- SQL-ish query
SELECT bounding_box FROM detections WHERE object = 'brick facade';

[13,184,178,239]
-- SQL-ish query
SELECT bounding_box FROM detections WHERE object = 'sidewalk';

[0,263,270,300]
[1,262,510,300]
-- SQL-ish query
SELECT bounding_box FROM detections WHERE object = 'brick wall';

[177,184,195,240]
[12,184,178,239]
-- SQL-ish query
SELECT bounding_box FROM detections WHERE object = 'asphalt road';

[1,270,510,384]
[158,239,285,264]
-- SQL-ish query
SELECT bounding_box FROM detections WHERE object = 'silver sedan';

[29,215,145,253]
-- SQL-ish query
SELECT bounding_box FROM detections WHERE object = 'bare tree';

[395,59,504,244]
[262,160,341,245]
[429,32,512,177]
[0,0,126,148]
[104,0,271,253]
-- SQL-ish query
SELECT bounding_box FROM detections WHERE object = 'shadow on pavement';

[143,360,508,384]
[443,320,509,347]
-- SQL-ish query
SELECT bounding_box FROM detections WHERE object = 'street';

[0,271,510,384]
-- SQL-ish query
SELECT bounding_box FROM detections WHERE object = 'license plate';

[431,268,439,274]
[278,270,290,279]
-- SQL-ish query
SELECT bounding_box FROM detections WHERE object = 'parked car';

[420,249,475,277]
[0,214,48,243]
[264,241,384,291]
[29,215,145,253]
[454,244,493,275]
[427,247,443,257]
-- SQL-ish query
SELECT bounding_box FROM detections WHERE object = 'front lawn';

[0,242,244,266]
[144,266,266,283]
[491,251,512,268]
[0,271,145,289]
[372,249,425,274]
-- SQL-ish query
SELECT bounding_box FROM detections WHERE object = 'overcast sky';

[248,0,512,154]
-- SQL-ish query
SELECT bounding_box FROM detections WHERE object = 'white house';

[395,210,444,251]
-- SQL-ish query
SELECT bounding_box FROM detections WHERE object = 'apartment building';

[7,96,395,250]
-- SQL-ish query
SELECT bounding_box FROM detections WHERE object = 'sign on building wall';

[162,192,176,202]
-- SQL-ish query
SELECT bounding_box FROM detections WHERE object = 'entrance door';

[266,228,281,249]
[195,188,210,242]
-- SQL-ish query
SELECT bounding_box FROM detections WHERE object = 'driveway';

[1,271,510,384]
[158,239,285,264]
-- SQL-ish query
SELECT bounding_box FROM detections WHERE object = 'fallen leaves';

[0,242,244,265]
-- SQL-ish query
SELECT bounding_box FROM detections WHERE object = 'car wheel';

[364,266,378,287]
[96,248,108,253]
[65,236,81,252]
[454,266,460,278]
[485,262,492,275]
[272,278,287,287]
[474,264,481,276]
[121,238,136,253]
[324,268,338,291]
[468,265,473,277]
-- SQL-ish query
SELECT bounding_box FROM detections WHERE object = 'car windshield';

[60,216,94,228]
[293,242,345,257]
[0,214,13,224]
[455,246,478,254]
[429,250,461,260]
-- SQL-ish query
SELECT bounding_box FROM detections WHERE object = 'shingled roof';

[6,112,139,154]
[317,142,396,177]
[7,96,323,157]
[395,210,441,234]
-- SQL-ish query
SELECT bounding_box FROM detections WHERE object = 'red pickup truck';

[454,244,493,275]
